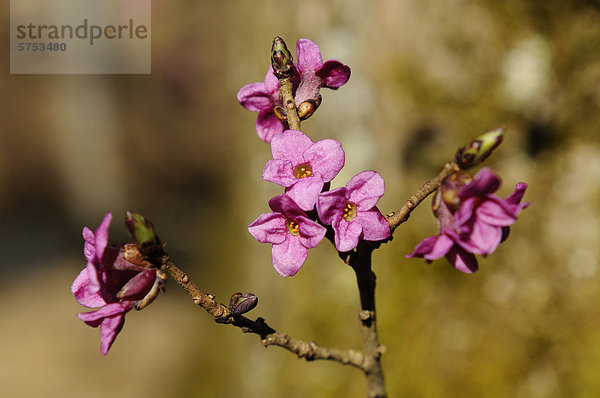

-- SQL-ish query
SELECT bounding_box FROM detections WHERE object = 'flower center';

[286,219,300,236]
[293,163,313,179]
[342,201,357,221]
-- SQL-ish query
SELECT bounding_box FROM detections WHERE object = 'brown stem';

[387,161,459,231]
[350,242,387,398]
[160,257,364,369]
[278,76,301,130]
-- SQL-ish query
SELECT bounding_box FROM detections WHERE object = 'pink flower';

[72,213,161,354]
[317,171,390,252]
[294,38,351,105]
[248,195,326,277]
[407,168,529,273]
[237,66,286,143]
[263,129,345,211]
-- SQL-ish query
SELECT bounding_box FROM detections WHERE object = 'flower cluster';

[71,213,164,354]
[237,38,351,143]
[247,128,390,276]
[407,168,529,273]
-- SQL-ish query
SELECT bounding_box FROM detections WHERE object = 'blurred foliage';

[1,0,600,397]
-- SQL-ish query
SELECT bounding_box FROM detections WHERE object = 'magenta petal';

[78,302,129,326]
[333,217,363,252]
[117,270,156,300]
[317,188,347,225]
[476,198,518,226]
[425,234,455,260]
[347,171,385,210]
[94,212,112,263]
[85,262,101,293]
[286,176,324,211]
[237,82,272,112]
[83,227,95,263]
[297,216,326,249]
[263,159,296,187]
[256,110,285,143]
[271,237,308,277]
[99,313,126,355]
[459,168,501,199]
[455,197,477,227]
[248,213,287,244]
[268,194,305,217]
[316,60,351,89]
[468,222,503,256]
[263,66,280,93]
[271,129,313,162]
[355,209,390,242]
[303,139,345,182]
[506,183,530,212]
[296,38,323,74]
[406,236,440,259]
[446,246,479,274]
[72,268,106,308]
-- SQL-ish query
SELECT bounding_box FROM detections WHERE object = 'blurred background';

[1,1,600,397]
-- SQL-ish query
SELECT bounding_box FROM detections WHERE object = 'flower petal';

[303,139,345,182]
[355,208,390,242]
[263,159,296,187]
[248,213,287,244]
[117,270,157,300]
[347,171,385,210]
[446,246,479,274]
[475,197,518,226]
[317,188,347,225]
[78,302,129,327]
[286,176,324,211]
[296,38,323,74]
[333,217,363,252]
[256,109,285,143]
[459,168,501,200]
[72,268,106,308]
[466,221,503,256]
[271,129,314,162]
[94,212,112,263]
[263,66,280,93]
[237,82,272,112]
[99,312,126,355]
[505,182,530,213]
[83,227,95,263]
[316,60,351,89]
[297,216,326,249]
[268,194,305,218]
[271,237,308,277]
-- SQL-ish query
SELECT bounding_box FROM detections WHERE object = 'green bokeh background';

[1,1,600,397]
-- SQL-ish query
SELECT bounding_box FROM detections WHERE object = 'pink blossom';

[237,66,286,143]
[294,38,351,105]
[407,168,529,273]
[248,195,326,277]
[263,129,345,211]
[317,171,390,252]
[72,213,160,354]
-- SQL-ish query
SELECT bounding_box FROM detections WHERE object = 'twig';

[278,76,301,130]
[387,161,459,231]
[160,257,365,369]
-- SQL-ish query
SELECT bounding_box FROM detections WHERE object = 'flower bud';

[229,292,258,315]
[125,211,162,255]
[271,36,295,79]
[455,127,504,169]
[297,95,322,120]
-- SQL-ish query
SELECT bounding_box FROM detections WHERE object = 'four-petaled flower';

[71,212,161,354]
[317,171,391,252]
[263,129,345,211]
[237,66,286,143]
[248,194,326,277]
[407,168,529,273]
[294,38,351,105]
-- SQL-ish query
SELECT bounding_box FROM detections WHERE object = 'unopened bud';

[273,105,288,122]
[297,95,322,120]
[229,292,258,316]
[456,127,505,169]
[125,211,162,255]
[271,36,294,79]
